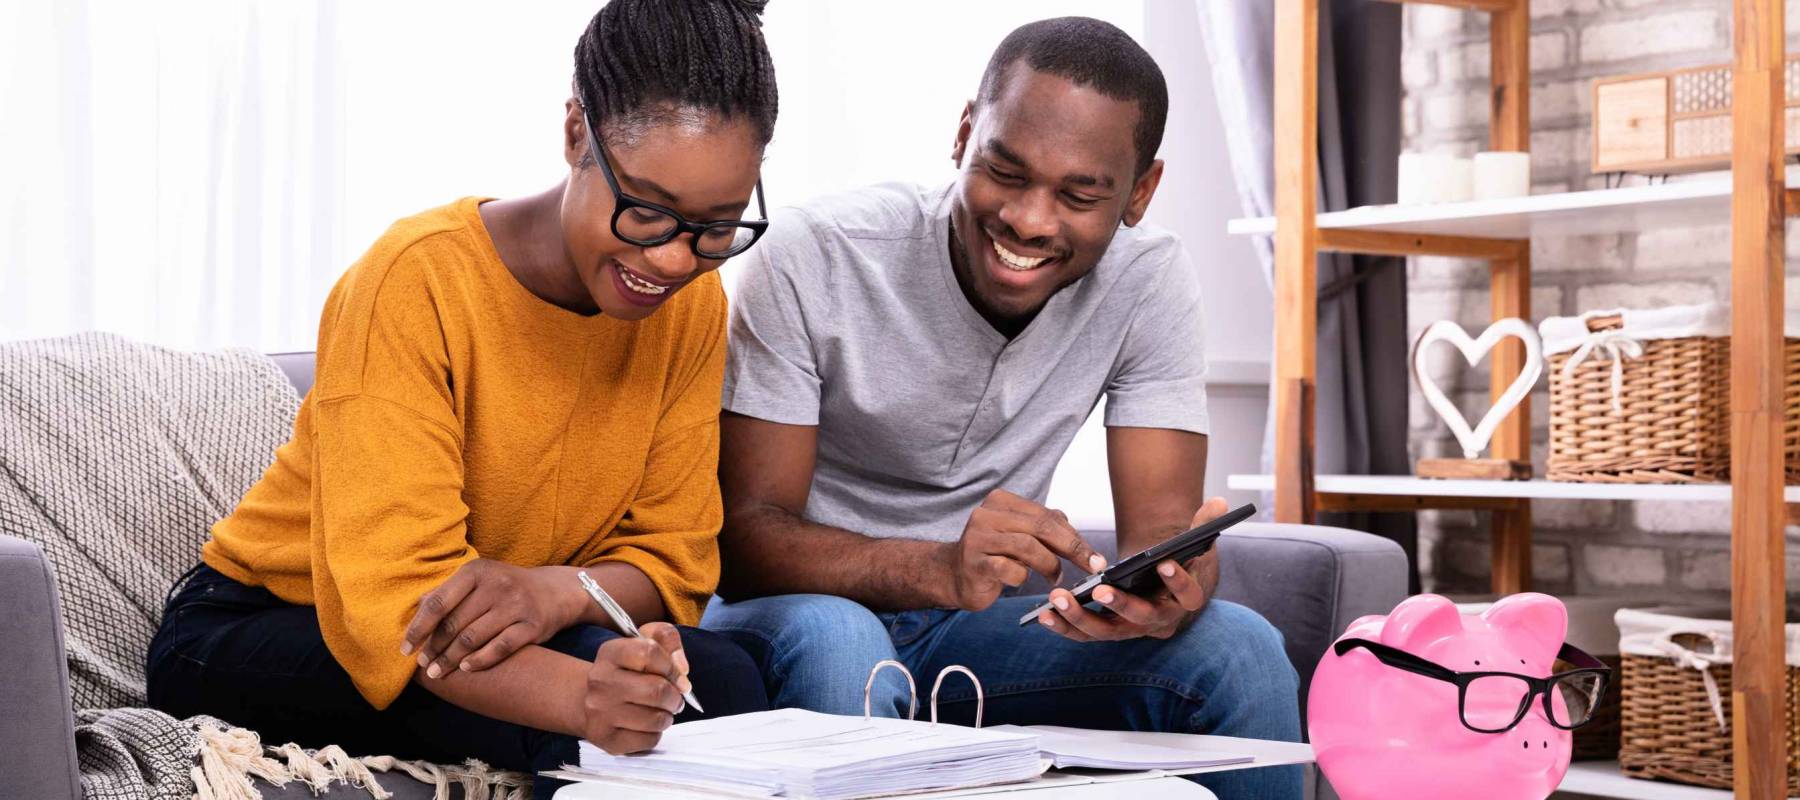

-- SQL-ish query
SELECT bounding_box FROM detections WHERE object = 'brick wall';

[1401,0,1800,598]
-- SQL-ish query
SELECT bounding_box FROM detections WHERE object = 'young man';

[704,17,1301,799]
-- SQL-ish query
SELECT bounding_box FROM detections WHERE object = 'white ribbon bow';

[1560,331,1645,415]
[1649,633,1728,733]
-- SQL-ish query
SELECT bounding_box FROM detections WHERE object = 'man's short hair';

[976,17,1168,177]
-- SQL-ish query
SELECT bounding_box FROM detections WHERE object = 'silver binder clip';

[864,659,919,721]
[930,665,985,728]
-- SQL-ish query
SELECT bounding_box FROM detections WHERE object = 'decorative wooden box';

[1592,57,1800,174]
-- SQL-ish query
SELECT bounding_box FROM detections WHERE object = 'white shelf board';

[1227,173,1800,240]
[1224,473,1800,502]
[1553,761,1774,800]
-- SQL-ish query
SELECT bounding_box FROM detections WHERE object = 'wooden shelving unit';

[1255,0,1791,796]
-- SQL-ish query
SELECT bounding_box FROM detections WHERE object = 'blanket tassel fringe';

[192,724,530,800]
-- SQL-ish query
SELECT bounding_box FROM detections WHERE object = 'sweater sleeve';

[306,256,476,709]
[581,286,727,626]
[309,396,475,708]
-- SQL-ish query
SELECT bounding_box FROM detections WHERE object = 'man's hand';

[1034,497,1227,641]
[403,559,581,678]
[584,622,692,754]
[939,489,1104,612]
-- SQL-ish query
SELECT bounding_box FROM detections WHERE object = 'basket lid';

[1539,303,1728,355]
[1616,605,1800,666]
[1540,302,1800,355]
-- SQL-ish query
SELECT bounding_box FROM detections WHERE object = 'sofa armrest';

[0,534,82,800]
[1212,523,1408,713]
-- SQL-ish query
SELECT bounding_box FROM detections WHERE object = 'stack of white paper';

[992,725,1254,771]
[567,708,1046,800]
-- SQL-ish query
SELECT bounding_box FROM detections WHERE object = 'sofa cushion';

[1212,523,1409,701]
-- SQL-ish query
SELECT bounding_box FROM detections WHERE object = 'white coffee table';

[553,728,1314,800]
[554,774,1215,799]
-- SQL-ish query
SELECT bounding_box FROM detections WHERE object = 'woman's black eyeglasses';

[576,100,769,259]
[1333,637,1612,734]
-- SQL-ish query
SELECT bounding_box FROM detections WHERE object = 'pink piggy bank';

[1307,593,1573,800]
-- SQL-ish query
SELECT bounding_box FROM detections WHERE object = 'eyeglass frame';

[574,99,769,259]
[1332,637,1613,734]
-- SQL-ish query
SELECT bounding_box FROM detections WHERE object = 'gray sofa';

[2,351,1409,799]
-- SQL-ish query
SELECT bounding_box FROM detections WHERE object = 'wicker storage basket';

[1789,340,1800,484]
[1616,606,1800,791]
[1545,310,1800,483]
[1546,315,1730,483]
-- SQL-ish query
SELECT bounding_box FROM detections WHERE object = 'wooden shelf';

[1375,0,1519,11]
[1228,174,1800,241]
[1225,473,1800,503]
[1553,760,1774,799]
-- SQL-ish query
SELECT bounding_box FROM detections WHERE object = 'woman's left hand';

[402,559,576,678]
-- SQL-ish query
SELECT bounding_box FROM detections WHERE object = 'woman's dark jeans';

[147,565,768,797]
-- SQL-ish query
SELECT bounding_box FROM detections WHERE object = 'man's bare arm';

[1107,427,1209,555]
[715,412,956,610]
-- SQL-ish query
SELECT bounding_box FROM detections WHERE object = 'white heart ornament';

[1411,318,1543,460]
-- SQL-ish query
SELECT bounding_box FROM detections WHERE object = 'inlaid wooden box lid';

[1592,58,1800,174]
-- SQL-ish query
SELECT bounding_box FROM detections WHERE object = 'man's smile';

[993,239,1052,271]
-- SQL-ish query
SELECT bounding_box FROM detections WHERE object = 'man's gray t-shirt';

[723,182,1208,542]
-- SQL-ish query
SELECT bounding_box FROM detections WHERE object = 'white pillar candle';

[1397,152,1441,205]
[1399,153,1476,204]
[1440,156,1474,203]
[1472,151,1531,200]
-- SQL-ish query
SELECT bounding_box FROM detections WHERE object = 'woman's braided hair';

[573,0,777,153]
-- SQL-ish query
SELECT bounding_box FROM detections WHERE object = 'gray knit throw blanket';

[0,333,528,799]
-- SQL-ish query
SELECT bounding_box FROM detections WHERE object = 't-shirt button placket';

[984,350,1007,412]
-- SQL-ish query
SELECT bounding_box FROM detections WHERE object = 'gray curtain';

[1198,0,1419,593]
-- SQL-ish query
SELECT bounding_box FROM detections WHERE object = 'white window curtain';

[1,0,1140,352]
[1,1,1146,524]
[1,0,344,352]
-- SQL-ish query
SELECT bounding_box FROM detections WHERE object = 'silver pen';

[577,571,704,713]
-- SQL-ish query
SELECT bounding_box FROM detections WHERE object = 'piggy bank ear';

[1336,614,1386,642]
[1379,594,1464,650]
[1480,592,1568,662]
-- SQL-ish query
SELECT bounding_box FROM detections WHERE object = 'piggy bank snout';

[1500,710,1569,770]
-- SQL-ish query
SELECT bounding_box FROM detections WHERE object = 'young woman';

[146,0,777,792]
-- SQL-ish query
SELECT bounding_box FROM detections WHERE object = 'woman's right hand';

[583,622,694,754]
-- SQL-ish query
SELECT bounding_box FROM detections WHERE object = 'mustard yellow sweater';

[203,197,726,708]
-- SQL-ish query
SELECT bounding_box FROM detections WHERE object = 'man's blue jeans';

[703,593,1303,800]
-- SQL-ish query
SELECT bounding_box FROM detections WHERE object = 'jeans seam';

[165,643,329,680]
[699,624,776,647]
[168,649,209,670]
